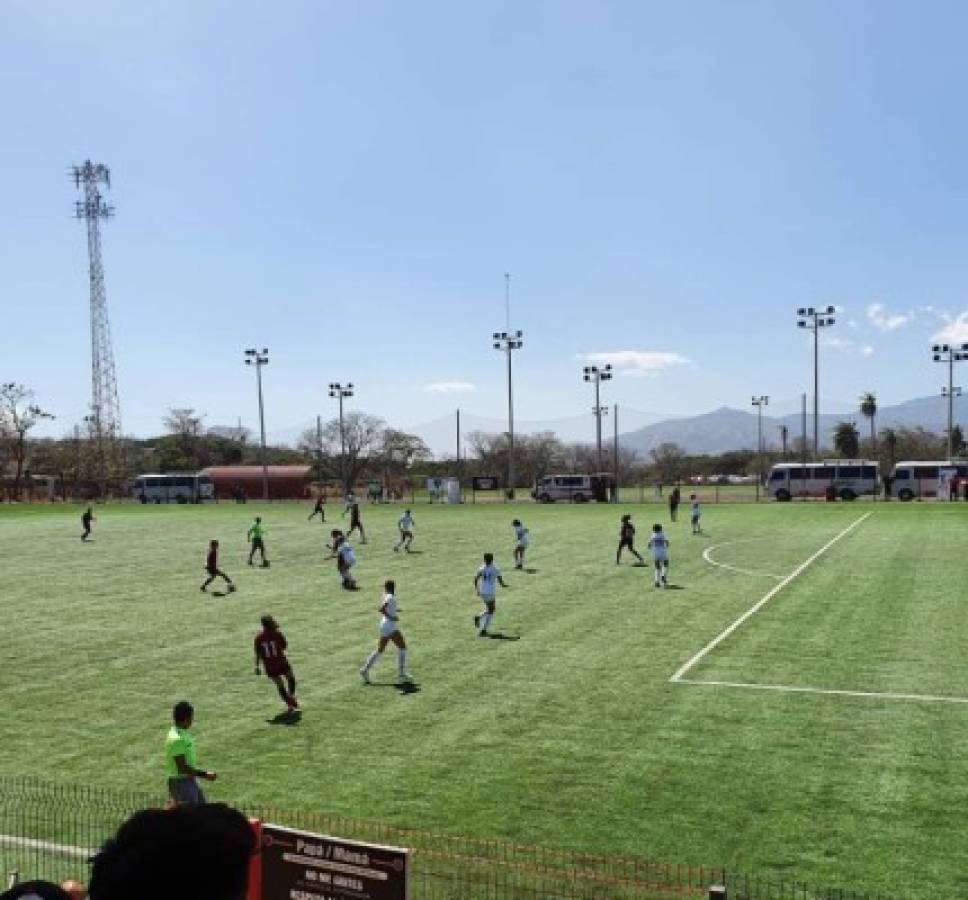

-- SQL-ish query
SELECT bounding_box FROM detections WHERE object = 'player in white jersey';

[329,529,358,590]
[648,523,670,588]
[511,519,530,570]
[359,579,410,683]
[689,494,702,534]
[394,509,415,552]
[473,552,508,637]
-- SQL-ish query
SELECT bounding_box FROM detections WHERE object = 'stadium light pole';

[328,382,354,493]
[583,363,613,470]
[244,348,270,501]
[751,395,769,501]
[933,343,968,459]
[796,306,835,458]
[493,273,523,499]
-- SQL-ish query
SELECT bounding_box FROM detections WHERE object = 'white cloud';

[817,335,874,358]
[424,381,476,394]
[933,311,968,345]
[861,345,874,357]
[866,302,911,332]
[577,350,690,377]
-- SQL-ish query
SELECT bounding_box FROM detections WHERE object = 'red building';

[201,465,312,501]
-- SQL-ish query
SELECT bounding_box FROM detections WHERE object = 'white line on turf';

[0,834,92,858]
[670,511,872,683]
[701,540,786,580]
[675,678,968,706]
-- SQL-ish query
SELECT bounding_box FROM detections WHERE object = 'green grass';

[2,500,967,897]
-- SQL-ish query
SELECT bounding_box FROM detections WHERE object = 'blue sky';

[5,0,968,445]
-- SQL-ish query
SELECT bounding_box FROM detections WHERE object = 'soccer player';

[648,523,670,588]
[254,615,298,712]
[394,509,415,552]
[359,579,411,684]
[330,529,358,590]
[247,516,269,566]
[474,552,507,637]
[690,494,702,534]
[669,486,681,522]
[81,507,95,542]
[346,498,367,544]
[164,701,216,805]
[512,519,529,570]
[201,540,235,593]
[616,514,645,565]
[308,494,326,523]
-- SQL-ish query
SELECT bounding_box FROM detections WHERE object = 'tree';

[879,427,898,471]
[859,392,877,454]
[779,424,789,458]
[0,383,54,499]
[299,412,384,492]
[160,408,207,471]
[951,424,965,457]
[375,429,431,489]
[833,421,860,459]
[649,442,686,484]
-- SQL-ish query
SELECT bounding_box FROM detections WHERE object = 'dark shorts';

[265,660,293,679]
[252,537,265,550]
[167,776,205,805]
[619,538,634,549]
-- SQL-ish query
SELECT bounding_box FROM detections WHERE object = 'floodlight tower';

[244,348,270,501]
[796,306,835,458]
[751,395,769,501]
[493,273,523,499]
[329,382,354,492]
[73,160,122,497]
[932,343,968,459]
[583,363,613,470]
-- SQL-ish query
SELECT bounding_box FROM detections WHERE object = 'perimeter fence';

[0,778,891,899]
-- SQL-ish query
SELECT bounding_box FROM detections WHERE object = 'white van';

[890,461,968,500]
[766,461,879,501]
[532,474,612,503]
[134,473,215,504]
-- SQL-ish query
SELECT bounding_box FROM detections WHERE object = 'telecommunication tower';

[72,160,122,489]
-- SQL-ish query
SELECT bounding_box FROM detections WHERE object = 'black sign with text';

[260,823,409,900]
[472,476,500,491]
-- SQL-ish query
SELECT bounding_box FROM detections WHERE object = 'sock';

[362,650,379,672]
[397,648,407,676]
[276,682,290,703]
[480,612,491,631]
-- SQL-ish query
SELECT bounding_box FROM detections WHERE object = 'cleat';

[200,586,207,592]
[359,667,371,684]
[474,615,480,627]
[478,630,488,638]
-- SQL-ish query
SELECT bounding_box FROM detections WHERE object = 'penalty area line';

[670,512,872,683]
[0,833,93,858]
[674,678,968,706]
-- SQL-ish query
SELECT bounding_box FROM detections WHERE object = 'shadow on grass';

[365,680,422,694]
[485,632,521,641]
[267,710,302,726]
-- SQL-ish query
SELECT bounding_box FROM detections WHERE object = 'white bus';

[766,461,879,501]
[532,474,613,503]
[133,473,215,504]
[890,461,968,500]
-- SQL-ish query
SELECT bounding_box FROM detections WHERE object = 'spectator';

[88,803,254,900]
[165,701,216,805]
[0,882,75,900]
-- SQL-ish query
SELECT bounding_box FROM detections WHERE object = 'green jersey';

[248,522,265,541]
[165,725,197,777]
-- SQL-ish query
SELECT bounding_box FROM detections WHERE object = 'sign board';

[258,823,409,900]
[472,476,499,491]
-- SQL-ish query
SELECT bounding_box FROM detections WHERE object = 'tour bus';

[890,461,968,500]
[133,473,215,504]
[533,473,614,503]
[765,461,879,501]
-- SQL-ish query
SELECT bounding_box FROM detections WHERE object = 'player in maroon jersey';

[200,539,235,593]
[254,615,298,712]
[616,514,645,565]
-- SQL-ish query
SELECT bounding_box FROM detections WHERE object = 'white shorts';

[516,539,529,550]
[379,620,399,639]
[652,554,668,564]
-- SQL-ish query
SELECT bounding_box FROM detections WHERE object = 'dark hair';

[384,579,395,593]
[512,518,521,526]
[484,552,494,564]
[0,881,73,900]
[89,804,254,900]
[653,523,662,532]
[172,701,193,725]
[621,514,631,522]
[260,615,277,631]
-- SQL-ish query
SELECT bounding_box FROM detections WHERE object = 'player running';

[690,494,702,534]
[474,553,508,637]
[254,615,298,712]
[346,498,367,544]
[359,579,411,684]
[201,540,235,593]
[81,507,95,542]
[648,523,670,588]
[247,517,269,567]
[616,514,645,565]
[394,509,415,552]
[329,529,358,590]
[308,494,326,523]
[512,519,530,570]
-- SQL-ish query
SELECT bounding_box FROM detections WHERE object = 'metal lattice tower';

[72,160,122,479]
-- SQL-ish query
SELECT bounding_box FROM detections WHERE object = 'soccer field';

[3,500,967,897]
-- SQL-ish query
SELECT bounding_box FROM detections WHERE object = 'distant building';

[200,465,311,500]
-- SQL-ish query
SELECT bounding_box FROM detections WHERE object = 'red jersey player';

[254,615,298,712]
[201,539,235,593]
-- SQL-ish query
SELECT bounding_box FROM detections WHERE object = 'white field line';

[701,540,786,580]
[675,678,968,706]
[0,833,92,858]
[670,512,872,683]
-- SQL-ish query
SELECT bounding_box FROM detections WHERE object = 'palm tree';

[834,421,860,459]
[859,392,877,455]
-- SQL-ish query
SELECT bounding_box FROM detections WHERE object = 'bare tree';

[649,442,686,484]
[0,383,55,499]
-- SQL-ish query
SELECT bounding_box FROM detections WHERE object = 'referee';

[248,516,268,566]
[165,701,216,805]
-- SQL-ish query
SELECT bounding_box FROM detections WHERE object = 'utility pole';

[328,382,354,493]
[244,348,270,501]
[933,343,968,458]
[582,363,613,471]
[796,306,835,458]
[492,273,523,499]
[73,160,122,499]
[316,414,323,484]
[613,402,619,502]
[751,396,769,501]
